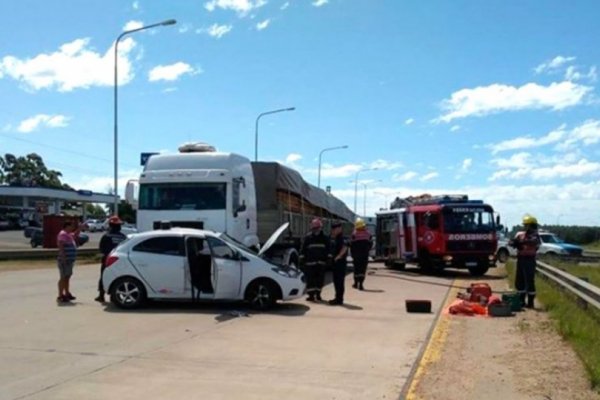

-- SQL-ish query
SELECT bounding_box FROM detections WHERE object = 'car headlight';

[272,268,291,277]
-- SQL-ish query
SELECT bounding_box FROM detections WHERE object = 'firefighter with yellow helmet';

[510,214,541,308]
[350,218,373,290]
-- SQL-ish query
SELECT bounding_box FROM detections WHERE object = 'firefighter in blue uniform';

[300,218,330,302]
[95,216,127,303]
[329,221,349,306]
[510,214,541,309]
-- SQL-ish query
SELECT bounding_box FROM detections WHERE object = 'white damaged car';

[102,223,305,310]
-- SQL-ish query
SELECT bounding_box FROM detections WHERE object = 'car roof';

[130,227,217,240]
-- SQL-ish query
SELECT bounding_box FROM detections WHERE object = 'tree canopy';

[0,153,71,189]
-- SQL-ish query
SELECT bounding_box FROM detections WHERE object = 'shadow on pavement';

[102,300,311,321]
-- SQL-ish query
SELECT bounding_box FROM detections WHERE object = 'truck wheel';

[468,266,489,277]
[30,239,38,248]
[393,261,406,270]
[497,248,509,263]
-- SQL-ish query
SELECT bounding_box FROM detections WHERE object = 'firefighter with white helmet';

[350,218,373,290]
[510,214,541,308]
[299,218,330,302]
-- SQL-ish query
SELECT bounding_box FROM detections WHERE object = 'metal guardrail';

[0,248,97,261]
[536,260,600,311]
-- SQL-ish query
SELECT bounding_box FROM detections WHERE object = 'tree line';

[0,153,71,189]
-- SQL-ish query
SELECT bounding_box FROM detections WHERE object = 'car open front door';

[206,237,242,299]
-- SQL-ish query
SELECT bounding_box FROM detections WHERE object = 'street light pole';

[254,107,295,162]
[318,145,348,188]
[353,168,378,215]
[113,19,176,217]
[361,180,382,216]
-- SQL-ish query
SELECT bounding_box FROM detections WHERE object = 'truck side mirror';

[234,201,246,218]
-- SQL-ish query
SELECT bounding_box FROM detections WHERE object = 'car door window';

[133,236,184,256]
[206,237,236,259]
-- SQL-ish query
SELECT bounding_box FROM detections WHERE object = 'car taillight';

[106,255,119,268]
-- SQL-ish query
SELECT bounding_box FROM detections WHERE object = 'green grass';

[506,260,600,390]
[583,241,600,252]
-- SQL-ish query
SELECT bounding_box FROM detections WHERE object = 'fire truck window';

[424,212,439,229]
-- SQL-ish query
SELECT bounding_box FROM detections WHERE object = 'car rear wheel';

[110,277,147,309]
[245,280,277,311]
[497,248,509,263]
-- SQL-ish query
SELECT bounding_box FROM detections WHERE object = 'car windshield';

[443,208,494,233]
[139,182,227,211]
[540,234,561,244]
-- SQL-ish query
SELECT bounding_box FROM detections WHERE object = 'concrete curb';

[0,248,97,261]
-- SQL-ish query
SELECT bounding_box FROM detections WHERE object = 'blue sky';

[1,0,599,227]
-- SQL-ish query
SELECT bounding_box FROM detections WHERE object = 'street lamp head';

[286,107,296,111]
[342,145,349,149]
[161,19,177,26]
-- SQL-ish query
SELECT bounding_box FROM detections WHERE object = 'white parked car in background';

[496,230,584,262]
[102,223,305,310]
[84,219,104,232]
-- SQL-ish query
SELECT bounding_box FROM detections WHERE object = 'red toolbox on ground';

[468,283,492,303]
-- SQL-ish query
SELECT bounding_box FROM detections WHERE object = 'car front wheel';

[245,280,277,311]
[110,277,147,309]
[468,266,489,276]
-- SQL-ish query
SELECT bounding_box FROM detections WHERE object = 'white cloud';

[489,124,567,154]
[534,55,576,74]
[450,125,460,132]
[556,120,600,150]
[281,1,289,10]
[404,118,414,125]
[491,152,532,170]
[318,163,363,178]
[461,158,472,172]
[565,65,598,83]
[256,19,270,31]
[285,153,302,164]
[162,87,178,93]
[393,171,418,182]
[67,169,141,197]
[203,24,233,38]
[123,20,144,31]
[490,157,600,182]
[369,159,403,171]
[17,114,70,133]
[313,0,328,6]
[420,172,439,182]
[148,62,200,82]
[436,81,591,123]
[178,24,193,34]
[132,1,140,10]
[204,0,267,16]
[0,37,136,92]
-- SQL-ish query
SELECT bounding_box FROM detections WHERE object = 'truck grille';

[446,241,496,252]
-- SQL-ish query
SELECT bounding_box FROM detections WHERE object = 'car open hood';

[258,222,290,257]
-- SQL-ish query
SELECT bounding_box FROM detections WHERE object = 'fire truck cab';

[375,195,498,276]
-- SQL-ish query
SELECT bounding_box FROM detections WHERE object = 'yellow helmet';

[522,214,538,226]
[355,218,366,230]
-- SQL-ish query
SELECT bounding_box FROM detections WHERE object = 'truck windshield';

[443,208,494,233]
[139,183,227,211]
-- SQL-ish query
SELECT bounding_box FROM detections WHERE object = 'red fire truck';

[375,194,499,276]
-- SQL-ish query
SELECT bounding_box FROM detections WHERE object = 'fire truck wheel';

[468,266,489,276]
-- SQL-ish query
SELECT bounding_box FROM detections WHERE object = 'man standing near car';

[300,218,330,302]
[96,216,127,303]
[329,221,348,306]
[56,220,81,303]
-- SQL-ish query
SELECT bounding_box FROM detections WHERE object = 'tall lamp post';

[375,190,399,210]
[356,180,382,217]
[254,107,295,162]
[353,168,378,215]
[318,145,348,188]
[113,19,176,216]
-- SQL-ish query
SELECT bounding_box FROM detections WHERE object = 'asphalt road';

[0,262,452,400]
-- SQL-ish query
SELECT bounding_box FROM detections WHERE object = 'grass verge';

[506,260,600,389]
[537,257,600,287]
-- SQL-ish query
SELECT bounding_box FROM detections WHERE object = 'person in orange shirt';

[510,215,541,309]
